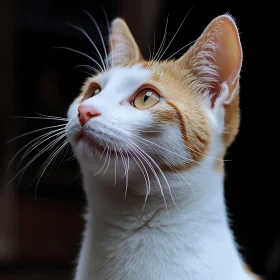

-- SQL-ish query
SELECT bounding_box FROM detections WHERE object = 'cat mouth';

[76,130,107,153]
[75,129,125,156]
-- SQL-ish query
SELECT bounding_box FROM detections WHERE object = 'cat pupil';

[143,92,152,102]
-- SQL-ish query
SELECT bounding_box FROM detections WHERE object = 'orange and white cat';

[66,14,260,280]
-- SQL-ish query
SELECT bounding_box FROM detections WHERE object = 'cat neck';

[75,160,252,280]
[82,162,227,229]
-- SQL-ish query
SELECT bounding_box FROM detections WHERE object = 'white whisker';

[35,113,68,120]
[126,146,151,214]
[7,124,66,144]
[74,68,93,76]
[129,127,161,133]
[148,44,152,62]
[49,142,71,174]
[164,39,197,62]
[156,6,193,62]
[153,15,169,61]
[130,133,185,160]
[54,47,104,73]
[113,143,118,186]
[7,128,65,170]
[102,146,111,176]
[18,128,66,168]
[119,143,130,198]
[130,132,222,164]
[128,139,178,212]
[10,115,67,121]
[7,131,68,186]
[149,15,169,69]
[84,10,109,69]
[115,142,128,179]
[10,113,68,122]
[126,140,169,215]
[73,65,101,75]
[161,157,195,195]
[154,39,197,73]
[33,140,69,199]
[102,7,113,68]
[69,24,106,71]
[95,145,109,176]
[152,29,156,62]
[100,144,108,159]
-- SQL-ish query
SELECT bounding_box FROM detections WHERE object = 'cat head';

[66,15,242,182]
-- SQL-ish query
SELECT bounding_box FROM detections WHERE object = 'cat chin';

[73,141,126,167]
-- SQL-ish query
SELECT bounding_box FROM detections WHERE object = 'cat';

[65,14,261,280]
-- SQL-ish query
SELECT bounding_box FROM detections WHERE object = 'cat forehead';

[81,61,192,102]
[102,64,151,85]
[84,64,152,98]
[75,60,203,111]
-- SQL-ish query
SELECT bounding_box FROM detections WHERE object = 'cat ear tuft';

[108,18,142,66]
[177,15,243,105]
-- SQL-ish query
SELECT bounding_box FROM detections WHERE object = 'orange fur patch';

[244,265,262,280]
[223,93,240,149]
[214,155,225,172]
[214,88,240,172]
[146,61,211,170]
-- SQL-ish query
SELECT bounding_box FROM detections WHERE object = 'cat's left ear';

[177,15,242,105]
[108,18,142,65]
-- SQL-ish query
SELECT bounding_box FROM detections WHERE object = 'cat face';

[66,15,242,178]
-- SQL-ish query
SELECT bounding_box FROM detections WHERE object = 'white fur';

[66,65,254,280]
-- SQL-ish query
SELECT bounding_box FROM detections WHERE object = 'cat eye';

[133,88,160,109]
[82,83,102,101]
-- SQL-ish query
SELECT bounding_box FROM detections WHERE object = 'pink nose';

[78,105,101,126]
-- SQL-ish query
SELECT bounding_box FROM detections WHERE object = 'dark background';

[0,1,278,279]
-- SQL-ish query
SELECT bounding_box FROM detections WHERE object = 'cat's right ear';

[108,18,142,66]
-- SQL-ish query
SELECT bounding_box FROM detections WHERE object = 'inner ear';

[177,15,243,105]
[108,18,142,66]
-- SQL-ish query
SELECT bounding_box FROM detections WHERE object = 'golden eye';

[82,83,101,101]
[133,88,160,109]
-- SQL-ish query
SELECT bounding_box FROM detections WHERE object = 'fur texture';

[65,15,260,280]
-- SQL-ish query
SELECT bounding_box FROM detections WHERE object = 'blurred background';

[0,0,278,279]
